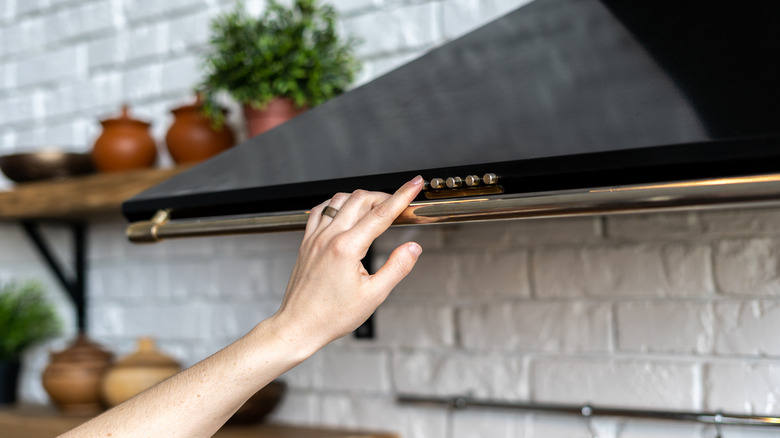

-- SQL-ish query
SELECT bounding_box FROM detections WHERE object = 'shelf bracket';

[20,220,87,332]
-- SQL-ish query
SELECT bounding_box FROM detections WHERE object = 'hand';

[271,176,424,351]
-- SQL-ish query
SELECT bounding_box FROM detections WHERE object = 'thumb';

[368,242,423,298]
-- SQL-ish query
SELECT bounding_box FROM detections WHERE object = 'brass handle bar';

[127,173,780,242]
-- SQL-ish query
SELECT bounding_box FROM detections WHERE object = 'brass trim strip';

[127,173,780,242]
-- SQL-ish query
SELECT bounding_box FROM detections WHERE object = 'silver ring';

[322,206,339,218]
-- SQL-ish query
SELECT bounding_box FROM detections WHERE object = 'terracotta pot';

[91,104,157,172]
[243,97,306,138]
[42,333,112,415]
[166,96,236,163]
[101,337,181,407]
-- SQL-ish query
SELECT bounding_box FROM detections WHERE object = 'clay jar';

[243,97,306,138]
[92,104,157,172]
[42,333,113,415]
[166,96,235,163]
[101,337,181,407]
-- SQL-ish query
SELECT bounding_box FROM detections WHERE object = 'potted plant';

[199,0,360,137]
[0,281,62,404]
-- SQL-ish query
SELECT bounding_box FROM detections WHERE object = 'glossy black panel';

[124,0,780,221]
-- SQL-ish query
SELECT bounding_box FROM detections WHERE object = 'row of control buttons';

[425,173,498,190]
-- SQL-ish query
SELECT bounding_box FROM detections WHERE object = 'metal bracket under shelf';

[398,395,780,430]
[20,220,87,332]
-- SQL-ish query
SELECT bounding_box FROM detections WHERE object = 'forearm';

[59,317,316,438]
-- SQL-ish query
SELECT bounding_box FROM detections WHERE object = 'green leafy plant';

[0,281,62,361]
[199,0,361,125]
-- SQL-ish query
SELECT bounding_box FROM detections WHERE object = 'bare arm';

[59,176,424,438]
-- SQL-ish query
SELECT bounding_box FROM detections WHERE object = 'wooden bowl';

[227,380,287,424]
[0,150,95,183]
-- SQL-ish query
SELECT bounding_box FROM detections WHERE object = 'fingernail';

[410,175,423,185]
[408,242,422,256]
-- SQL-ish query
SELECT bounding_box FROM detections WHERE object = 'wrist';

[250,313,324,365]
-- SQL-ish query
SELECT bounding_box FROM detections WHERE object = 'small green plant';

[0,281,62,361]
[199,0,361,125]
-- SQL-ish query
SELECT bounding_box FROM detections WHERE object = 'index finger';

[347,175,424,247]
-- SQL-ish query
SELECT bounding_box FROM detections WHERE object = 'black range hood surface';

[124,0,780,239]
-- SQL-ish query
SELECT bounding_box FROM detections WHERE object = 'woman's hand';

[270,175,424,352]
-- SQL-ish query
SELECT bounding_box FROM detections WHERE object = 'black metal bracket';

[20,221,87,332]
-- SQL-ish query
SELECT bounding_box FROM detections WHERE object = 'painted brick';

[89,301,215,340]
[333,0,380,15]
[45,1,118,44]
[124,0,209,23]
[441,0,533,40]
[457,249,531,298]
[125,22,170,62]
[161,55,201,93]
[451,409,528,438]
[705,361,780,415]
[393,351,528,400]
[373,302,454,348]
[1,0,16,22]
[168,8,212,52]
[42,118,88,146]
[16,0,49,16]
[714,239,780,296]
[713,301,780,356]
[342,2,442,57]
[88,263,167,300]
[3,17,47,57]
[532,357,699,410]
[215,257,271,298]
[1,91,45,124]
[701,207,780,237]
[16,45,86,88]
[88,34,127,70]
[533,243,714,298]
[321,348,391,392]
[616,301,713,354]
[459,301,611,353]
[526,414,606,437]
[209,301,278,338]
[320,394,448,438]
[269,391,322,425]
[121,63,163,100]
[617,421,703,438]
[606,212,702,241]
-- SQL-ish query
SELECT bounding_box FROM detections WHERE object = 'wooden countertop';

[0,166,189,221]
[0,405,398,438]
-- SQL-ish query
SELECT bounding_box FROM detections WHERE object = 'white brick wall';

[2,1,780,438]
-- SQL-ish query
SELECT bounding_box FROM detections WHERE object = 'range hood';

[124,0,780,242]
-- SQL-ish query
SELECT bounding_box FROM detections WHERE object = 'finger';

[315,192,350,231]
[327,190,391,232]
[350,175,423,247]
[305,200,331,236]
[367,242,422,298]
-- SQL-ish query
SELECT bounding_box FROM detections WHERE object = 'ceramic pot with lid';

[101,337,181,407]
[92,104,157,172]
[166,95,236,163]
[42,333,113,415]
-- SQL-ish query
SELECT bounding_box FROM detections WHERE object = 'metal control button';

[430,178,446,189]
[465,175,481,186]
[483,173,498,185]
[446,176,463,188]
[423,180,431,190]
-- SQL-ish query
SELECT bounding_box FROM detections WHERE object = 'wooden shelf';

[0,405,398,438]
[0,166,189,221]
